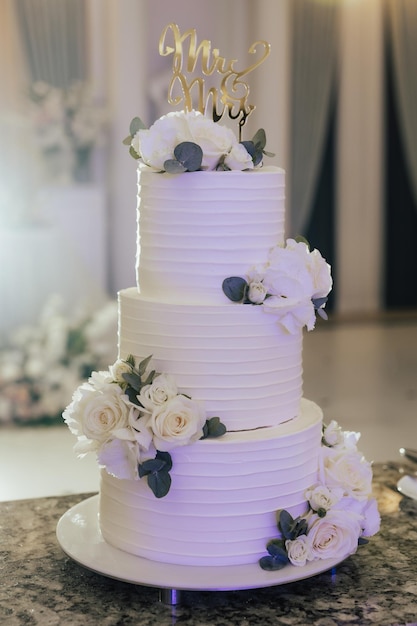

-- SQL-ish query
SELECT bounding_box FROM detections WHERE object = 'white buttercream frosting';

[136,166,285,304]
[99,399,323,566]
[118,288,302,431]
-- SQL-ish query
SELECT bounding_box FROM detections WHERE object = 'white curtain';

[288,0,339,236]
[14,0,86,88]
[387,0,417,208]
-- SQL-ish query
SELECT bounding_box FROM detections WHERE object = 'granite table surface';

[1,463,417,626]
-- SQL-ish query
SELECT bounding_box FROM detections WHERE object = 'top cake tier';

[136,166,285,304]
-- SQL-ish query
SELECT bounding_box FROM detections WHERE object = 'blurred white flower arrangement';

[30,81,107,184]
[0,296,117,427]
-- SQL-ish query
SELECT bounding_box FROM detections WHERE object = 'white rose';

[360,498,381,537]
[305,483,343,512]
[64,382,131,444]
[285,535,313,566]
[247,263,267,284]
[323,420,344,447]
[248,281,268,304]
[306,248,333,300]
[265,241,314,297]
[261,241,319,333]
[138,373,178,411]
[332,495,380,538]
[224,142,254,171]
[307,509,362,560]
[136,111,245,172]
[128,409,155,451]
[98,438,140,480]
[137,111,184,170]
[109,359,133,384]
[88,369,113,390]
[342,429,361,450]
[63,382,93,438]
[184,111,236,170]
[320,447,373,501]
[263,295,316,333]
[150,394,206,451]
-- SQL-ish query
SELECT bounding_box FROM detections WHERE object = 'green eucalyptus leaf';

[317,308,328,321]
[124,386,140,406]
[252,150,263,167]
[155,450,173,472]
[173,141,203,172]
[129,145,140,159]
[130,116,146,136]
[147,469,172,498]
[252,128,266,151]
[240,139,263,166]
[138,355,153,376]
[278,509,296,540]
[259,555,288,571]
[294,235,310,247]
[122,135,132,146]
[139,457,167,477]
[313,297,328,310]
[240,140,255,157]
[122,372,142,391]
[222,276,248,302]
[202,416,227,439]
[164,159,187,174]
[294,518,308,538]
[141,369,157,386]
[263,149,275,158]
[125,354,136,367]
[266,538,288,561]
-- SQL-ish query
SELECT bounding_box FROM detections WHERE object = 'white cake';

[64,110,379,572]
[100,162,323,565]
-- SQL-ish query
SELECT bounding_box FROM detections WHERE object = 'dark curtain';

[304,93,337,313]
[384,24,417,309]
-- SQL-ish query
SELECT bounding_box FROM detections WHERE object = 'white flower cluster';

[0,297,117,425]
[247,238,333,333]
[63,357,207,482]
[30,81,107,182]
[131,110,254,172]
[283,421,380,567]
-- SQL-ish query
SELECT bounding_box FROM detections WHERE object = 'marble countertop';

[1,463,417,626]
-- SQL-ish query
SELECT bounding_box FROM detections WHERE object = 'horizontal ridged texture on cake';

[118,288,302,430]
[99,399,322,566]
[136,166,285,304]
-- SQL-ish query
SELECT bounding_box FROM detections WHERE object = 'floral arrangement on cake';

[63,354,226,498]
[223,237,332,334]
[123,110,274,173]
[260,421,380,570]
[0,297,117,427]
[30,81,107,183]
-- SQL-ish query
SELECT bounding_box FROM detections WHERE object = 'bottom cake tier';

[99,398,322,567]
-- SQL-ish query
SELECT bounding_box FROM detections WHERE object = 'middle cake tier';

[119,288,303,431]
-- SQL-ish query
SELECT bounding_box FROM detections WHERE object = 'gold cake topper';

[159,23,270,139]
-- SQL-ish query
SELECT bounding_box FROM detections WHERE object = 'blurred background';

[2,0,416,318]
[0,0,416,485]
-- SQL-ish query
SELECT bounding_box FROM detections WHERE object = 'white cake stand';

[56,495,344,605]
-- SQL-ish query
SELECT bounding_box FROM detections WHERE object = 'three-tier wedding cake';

[63,24,379,573]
